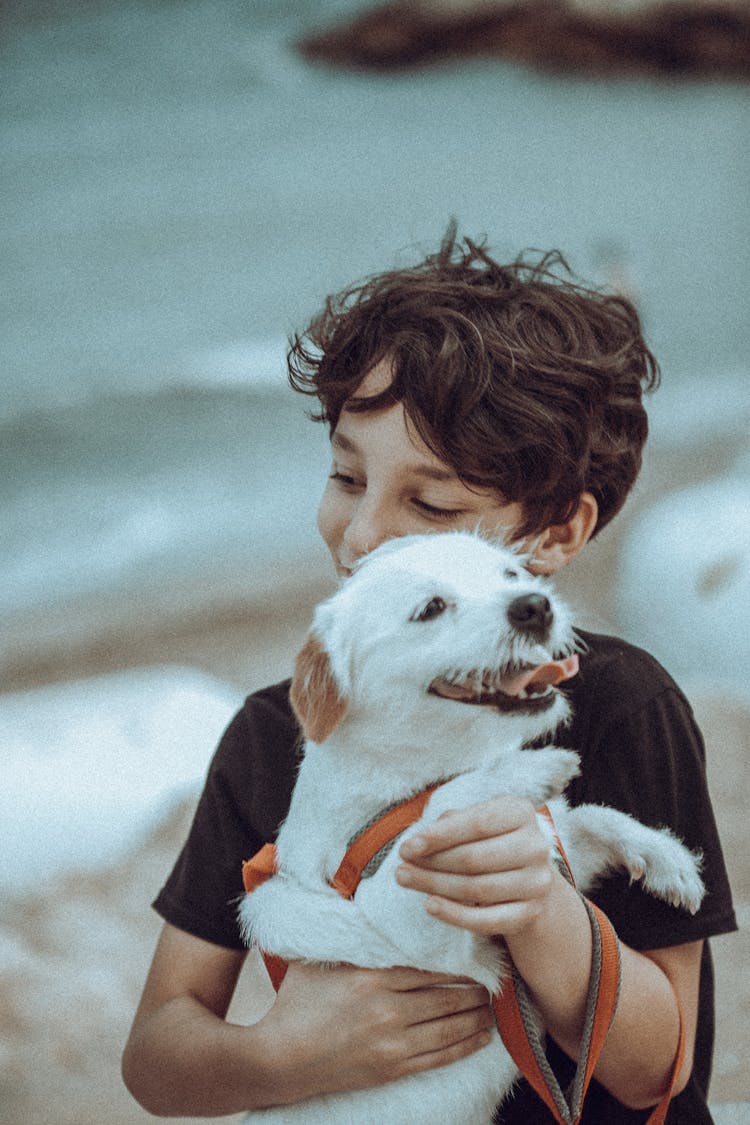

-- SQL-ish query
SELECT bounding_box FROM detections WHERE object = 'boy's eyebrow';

[331,431,459,483]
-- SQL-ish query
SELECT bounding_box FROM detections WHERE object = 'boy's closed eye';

[411,498,467,521]
[329,469,362,489]
[329,469,467,522]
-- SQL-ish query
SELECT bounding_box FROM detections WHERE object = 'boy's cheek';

[316,488,342,557]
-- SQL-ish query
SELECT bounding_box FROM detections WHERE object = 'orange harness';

[242,791,684,1125]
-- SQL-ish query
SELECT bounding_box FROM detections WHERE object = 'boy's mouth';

[428,654,579,713]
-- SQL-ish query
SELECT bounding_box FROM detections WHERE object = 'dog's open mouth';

[429,654,579,713]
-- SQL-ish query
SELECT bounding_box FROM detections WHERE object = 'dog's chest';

[275,751,435,886]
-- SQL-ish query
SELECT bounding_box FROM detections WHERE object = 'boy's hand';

[396,795,555,937]
[263,962,493,1099]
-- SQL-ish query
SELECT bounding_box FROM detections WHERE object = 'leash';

[242,793,684,1124]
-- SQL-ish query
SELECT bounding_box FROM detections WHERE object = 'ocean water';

[0,664,241,893]
[2,0,749,661]
[0,379,328,620]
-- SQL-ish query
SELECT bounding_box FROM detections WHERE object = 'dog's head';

[290,531,580,752]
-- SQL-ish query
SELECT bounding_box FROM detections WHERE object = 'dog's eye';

[503,568,520,580]
[410,597,448,623]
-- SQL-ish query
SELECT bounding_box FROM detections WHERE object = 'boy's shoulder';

[238,678,299,774]
[567,629,691,725]
[210,679,297,773]
[200,679,299,841]
[574,628,684,690]
[242,677,296,727]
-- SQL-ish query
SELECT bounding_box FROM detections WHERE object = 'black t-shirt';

[154,631,736,1123]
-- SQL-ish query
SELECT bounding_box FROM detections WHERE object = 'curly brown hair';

[288,227,659,538]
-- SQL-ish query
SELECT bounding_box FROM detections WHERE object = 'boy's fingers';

[399,796,534,860]
[403,1024,495,1077]
[424,894,536,936]
[400,823,547,877]
[383,966,482,990]
[397,863,550,905]
[403,983,491,1026]
[405,1003,494,1055]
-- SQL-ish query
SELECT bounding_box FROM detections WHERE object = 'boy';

[123,231,736,1122]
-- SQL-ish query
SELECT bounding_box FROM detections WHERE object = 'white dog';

[239,531,703,1124]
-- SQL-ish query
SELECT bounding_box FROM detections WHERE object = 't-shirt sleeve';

[153,683,300,949]
[572,681,736,951]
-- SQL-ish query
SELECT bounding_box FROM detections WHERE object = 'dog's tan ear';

[290,631,347,743]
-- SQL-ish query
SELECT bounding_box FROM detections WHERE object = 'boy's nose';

[342,501,395,563]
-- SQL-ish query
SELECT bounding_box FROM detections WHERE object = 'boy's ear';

[290,631,348,743]
[529,492,599,574]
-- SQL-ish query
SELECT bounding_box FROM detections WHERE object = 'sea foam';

[0,666,241,895]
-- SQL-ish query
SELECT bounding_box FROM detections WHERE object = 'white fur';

[239,531,704,1124]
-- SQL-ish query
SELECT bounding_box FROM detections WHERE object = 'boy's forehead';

[332,426,458,483]
[337,357,395,416]
[334,399,459,478]
[356,358,394,396]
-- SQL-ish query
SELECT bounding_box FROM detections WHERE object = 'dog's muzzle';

[429,653,579,714]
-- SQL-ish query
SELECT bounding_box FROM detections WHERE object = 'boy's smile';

[317,361,529,578]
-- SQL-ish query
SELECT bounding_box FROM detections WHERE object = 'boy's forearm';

[122,995,297,1117]
[504,873,687,1110]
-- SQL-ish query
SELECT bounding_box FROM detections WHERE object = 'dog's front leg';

[425,748,581,818]
[553,802,705,914]
[239,875,408,967]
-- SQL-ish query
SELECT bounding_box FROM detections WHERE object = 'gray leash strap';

[509,893,622,1124]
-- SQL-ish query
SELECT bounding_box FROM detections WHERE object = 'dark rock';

[297,0,750,80]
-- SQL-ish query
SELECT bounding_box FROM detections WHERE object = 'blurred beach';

[1,0,749,1120]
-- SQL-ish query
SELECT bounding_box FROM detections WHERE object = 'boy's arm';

[122,922,494,1116]
[122,923,278,1116]
[397,796,701,1110]
[498,867,701,1108]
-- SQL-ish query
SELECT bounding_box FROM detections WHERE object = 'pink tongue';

[498,653,579,697]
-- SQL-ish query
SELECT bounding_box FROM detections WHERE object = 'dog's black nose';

[507,594,553,638]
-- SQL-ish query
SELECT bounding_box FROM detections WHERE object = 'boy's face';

[317,361,555,578]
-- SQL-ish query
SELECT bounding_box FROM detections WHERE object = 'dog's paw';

[522,748,581,804]
[626,834,705,915]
